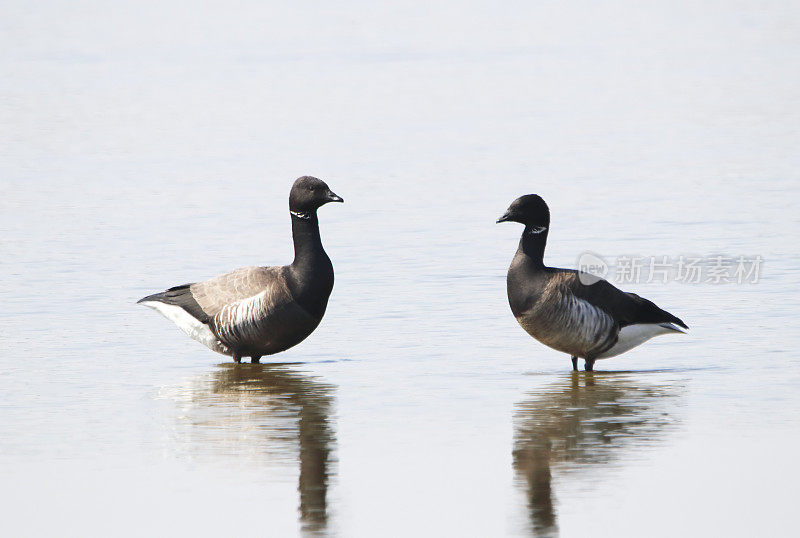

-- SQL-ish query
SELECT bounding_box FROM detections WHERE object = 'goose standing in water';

[138,176,343,363]
[497,195,687,371]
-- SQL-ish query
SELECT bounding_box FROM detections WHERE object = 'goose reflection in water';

[166,363,335,535]
[513,372,682,537]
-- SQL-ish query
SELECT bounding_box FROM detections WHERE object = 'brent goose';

[138,176,343,363]
[497,195,688,371]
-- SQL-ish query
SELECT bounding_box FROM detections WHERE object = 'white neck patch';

[290,210,312,220]
[528,226,547,234]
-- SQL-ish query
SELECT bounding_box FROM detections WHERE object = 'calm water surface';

[2,2,800,536]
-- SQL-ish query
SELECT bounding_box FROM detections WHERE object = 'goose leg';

[232,351,241,364]
[251,355,261,364]
[585,358,595,372]
[571,356,578,371]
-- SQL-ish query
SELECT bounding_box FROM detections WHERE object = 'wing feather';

[189,266,285,318]
[564,272,688,329]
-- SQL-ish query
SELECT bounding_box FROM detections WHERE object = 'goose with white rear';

[497,194,688,371]
[138,176,343,363]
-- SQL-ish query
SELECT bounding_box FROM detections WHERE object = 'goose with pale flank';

[138,176,343,363]
[497,195,688,371]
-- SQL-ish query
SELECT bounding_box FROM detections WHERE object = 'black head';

[289,176,344,213]
[496,194,550,232]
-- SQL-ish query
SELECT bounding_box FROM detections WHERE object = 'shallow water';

[2,1,800,536]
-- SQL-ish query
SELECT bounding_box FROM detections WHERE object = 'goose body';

[138,176,343,363]
[498,195,687,371]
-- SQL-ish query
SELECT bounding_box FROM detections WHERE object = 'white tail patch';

[659,322,687,334]
[139,301,230,355]
[596,322,685,359]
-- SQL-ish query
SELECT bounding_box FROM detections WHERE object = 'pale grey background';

[2,1,799,536]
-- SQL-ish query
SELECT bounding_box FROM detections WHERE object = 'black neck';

[516,226,549,269]
[291,211,328,268]
[288,211,334,319]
